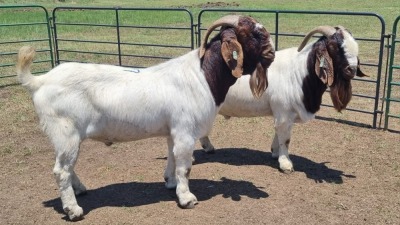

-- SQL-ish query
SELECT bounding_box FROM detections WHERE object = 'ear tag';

[232,50,238,60]
[319,57,325,68]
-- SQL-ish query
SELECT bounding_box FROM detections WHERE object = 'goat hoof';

[278,158,293,173]
[280,168,294,174]
[64,206,84,221]
[179,193,198,209]
[181,201,197,209]
[201,143,215,153]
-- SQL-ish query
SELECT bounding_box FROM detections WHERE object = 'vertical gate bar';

[115,8,122,66]
[52,8,60,65]
[197,11,203,48]
[373,16,386,128]
[193,24,198,49]
[378,33,392,128]
[275,12,279,51]
[44,7,55,68]
[384,16,400,129]
[189,13,195,50]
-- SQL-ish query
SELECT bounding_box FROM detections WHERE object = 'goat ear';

[315,49,334,86]
[221,39,244,78]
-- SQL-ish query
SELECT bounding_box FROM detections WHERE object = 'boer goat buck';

[200,25,367,173]
[17,15,274,221]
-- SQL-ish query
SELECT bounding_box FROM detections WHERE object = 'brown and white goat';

[17,15,274,221]
[200,25,367,173]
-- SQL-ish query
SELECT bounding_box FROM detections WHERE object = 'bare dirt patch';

[1,86,400,224]
[179,2,240,9]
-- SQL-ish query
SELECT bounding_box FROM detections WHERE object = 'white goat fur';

[19,49,216,216]
[17,14,275,220]
[201,28,360,173]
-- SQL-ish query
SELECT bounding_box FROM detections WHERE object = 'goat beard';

[329,76,353,112]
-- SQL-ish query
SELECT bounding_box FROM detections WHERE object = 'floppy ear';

[315,48,334,86]
[221,38,244,78]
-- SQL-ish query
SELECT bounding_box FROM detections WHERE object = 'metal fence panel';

[198,9,386,129]
[52,7,194,68]
[384,16,400,131]
[0,5,53,87]
[1,6,394,130]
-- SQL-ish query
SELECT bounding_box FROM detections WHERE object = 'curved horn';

[199,15,241,58]
[297,26,337,52]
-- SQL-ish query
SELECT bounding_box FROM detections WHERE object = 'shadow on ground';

[43,147,356,220]
[192,148,356,184]
[43,177,268,220]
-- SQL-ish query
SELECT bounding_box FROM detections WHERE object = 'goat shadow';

[192,147,356,184]
[43,177,268,220]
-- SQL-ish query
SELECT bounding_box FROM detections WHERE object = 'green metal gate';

[51,7,194,68]
[384,16,400,131]
[1,5,398,131]
[0,5,54,87]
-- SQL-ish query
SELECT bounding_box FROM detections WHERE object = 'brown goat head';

[300,26,367,112]
[200,15,275,99]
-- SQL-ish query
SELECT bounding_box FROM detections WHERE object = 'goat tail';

[16,46,40,92]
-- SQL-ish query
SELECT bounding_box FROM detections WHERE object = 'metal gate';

[1,6,395,131]
[198,9,386,129]
[384,16,400,131]
[0,5,53,87]
[52,7,194,68]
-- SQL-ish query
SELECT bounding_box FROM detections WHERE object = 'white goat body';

[201,26,366,173]
[17,15,275,221]
[27,52,216,143]
[219,47,313,121]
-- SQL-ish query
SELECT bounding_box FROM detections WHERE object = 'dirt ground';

[1,85,399,225]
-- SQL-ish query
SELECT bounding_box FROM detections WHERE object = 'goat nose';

[351,66,357,74]
[347,66,357,75]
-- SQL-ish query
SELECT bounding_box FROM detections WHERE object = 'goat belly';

[87,118,168,142]
[85,117,170,142]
